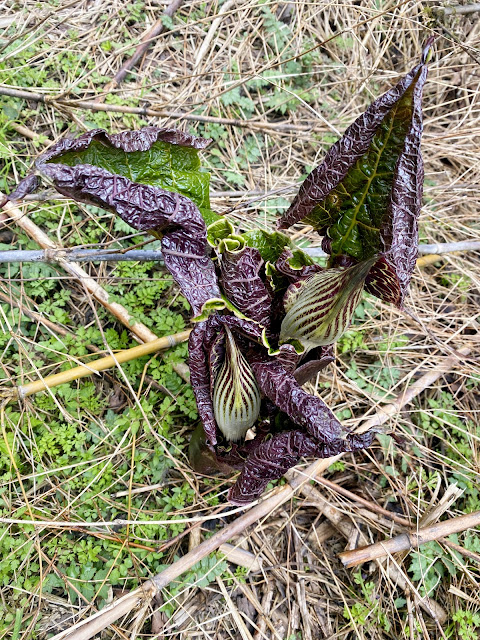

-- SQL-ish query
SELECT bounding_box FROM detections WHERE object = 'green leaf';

[47,130,221,225]
[243,229,312,264]
[304,80,421,260]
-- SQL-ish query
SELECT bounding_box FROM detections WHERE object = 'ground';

[0,1,479,639]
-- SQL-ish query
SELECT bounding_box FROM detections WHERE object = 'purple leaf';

[219,247,272,329]
[6,174,39,202]
[188,322,218,448]
[247,353,345,444]
[278,39,434,306]
[228,428,376,505]
[37,163,221,317]
[293,345,334,385]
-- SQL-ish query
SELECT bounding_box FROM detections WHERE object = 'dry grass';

[0,1,480,639]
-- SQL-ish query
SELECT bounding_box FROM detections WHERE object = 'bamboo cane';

[339,509,480,568]
[7,330,191,400]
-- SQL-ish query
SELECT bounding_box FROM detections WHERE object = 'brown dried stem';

[100,0,185,95]
[0,86,315,133]
[339,509,480,568]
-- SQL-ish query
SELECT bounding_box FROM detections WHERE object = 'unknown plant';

[8,39,433,505]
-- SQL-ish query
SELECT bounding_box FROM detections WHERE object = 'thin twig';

[101,0,185,94]
[0,86,317,133]
[1,241,479,264]
[434,3,480,16]
[339,509,480,568]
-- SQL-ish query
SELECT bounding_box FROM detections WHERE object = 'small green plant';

[343,571,392,633]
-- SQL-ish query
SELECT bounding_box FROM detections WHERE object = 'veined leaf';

[37,161,222,317]
[219,247,272,330]
[278,39,434,306]
[37,126,221,225]
[212,327,261,442]
[280,258,374,350]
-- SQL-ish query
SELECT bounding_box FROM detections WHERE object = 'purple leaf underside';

[38,163,221,316]
[219,247,272,329]
[278,39,434,306]
[229,428,376,505]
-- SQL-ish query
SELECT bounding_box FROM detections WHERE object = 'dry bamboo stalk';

[339,510,480,568]
[47,345,471,640]
[7,330,191,400]
[1,198,158,344]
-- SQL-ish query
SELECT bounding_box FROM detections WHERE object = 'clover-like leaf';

[278,39,434,306]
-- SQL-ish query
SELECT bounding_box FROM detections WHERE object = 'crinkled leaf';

[6,174,39,202]
[37,162,221,317]
[37,126,221,225]
[207,217,245,252]
[228,427,376,505]
[278,39,433,306]
[212,327,261,442]
[247,353,345,444]
[274,249,323,283]
[219,247,272,329]
[189,322,218,448]
[280,257,374,350]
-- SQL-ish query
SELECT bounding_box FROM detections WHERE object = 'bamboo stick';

[339,510,480,568]
[0,86,316,133]
[9,330,191,400]
[290,473,447,623]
